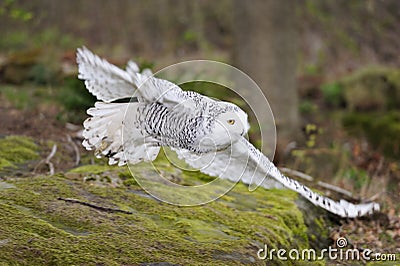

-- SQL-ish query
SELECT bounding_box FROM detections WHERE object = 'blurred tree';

[233,0,299,158]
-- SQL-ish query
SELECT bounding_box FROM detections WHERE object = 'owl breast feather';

[142,102,213,152]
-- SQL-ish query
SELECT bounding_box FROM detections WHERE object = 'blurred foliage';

[56,76,97,123]
[180,81,238,103]
[342,167,370,191]
[0,0,32,22]
[1,85,31,109]
[0,27,84,52]
[59,76,96,111]
[0,0,398,74]
[298,0,400,76]
[318,67,400,111]
[304,124,323,148]
[0,49,60,85]
[304,63,320,75]
[341,67,400,111]
[342,112,400,158]
[28,63,55,85]
[299,100,318,115]
[320,82,345,108]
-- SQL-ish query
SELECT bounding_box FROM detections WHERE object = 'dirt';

[0,102,86,174]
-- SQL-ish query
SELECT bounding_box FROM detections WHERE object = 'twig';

[368,191,383,202]
[317,181,354,199]
[280,167,314,181]
[66,134,80,166]
[65,122,81,131]
[34,144,57,175]
[45,144,57,175]
[57,197,133,214]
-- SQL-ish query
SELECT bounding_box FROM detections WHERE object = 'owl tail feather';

[82,101,160,166]
[264,162,380,218]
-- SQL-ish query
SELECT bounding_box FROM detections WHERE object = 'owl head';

[199,102,250,151]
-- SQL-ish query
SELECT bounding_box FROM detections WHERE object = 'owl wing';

[76,46,136,103]
[174,137,380,218]
[77,47,206,112]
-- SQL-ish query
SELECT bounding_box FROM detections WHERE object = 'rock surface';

[0,135,321,265]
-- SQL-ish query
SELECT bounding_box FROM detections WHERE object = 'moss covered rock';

[0,135,39,171]
[1,49,41,84]
[340,67,400,111]
[0,157,321,265]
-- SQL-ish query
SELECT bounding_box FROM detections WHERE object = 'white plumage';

[77,47,380,218]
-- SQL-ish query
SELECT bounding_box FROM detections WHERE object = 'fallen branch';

[57,197,133,214]
[279,167,314,181]
[317,181,354,199]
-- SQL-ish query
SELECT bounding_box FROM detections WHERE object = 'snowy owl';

[77,47,379,218]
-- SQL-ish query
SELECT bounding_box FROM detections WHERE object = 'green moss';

[116,171,138,187]
[68,164,117,174]
[0,166,316,265]
[313,216,329,241]
[0,135,39,171]
[0,146,321,265]
[0,158,14,170]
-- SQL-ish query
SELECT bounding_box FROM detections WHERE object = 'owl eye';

[227,119,235,125]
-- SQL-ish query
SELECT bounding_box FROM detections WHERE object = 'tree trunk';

[233,0,299,159]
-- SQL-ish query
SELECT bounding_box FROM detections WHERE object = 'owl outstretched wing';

[76,46,136,102]
[174,137,380,218]
[77,47,206,112]
[77,47,212,165]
